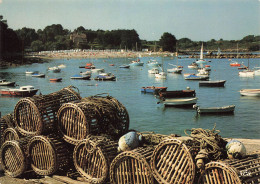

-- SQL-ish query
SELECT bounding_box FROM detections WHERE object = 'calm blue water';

[0,56,260,139]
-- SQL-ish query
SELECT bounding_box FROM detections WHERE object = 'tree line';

[0,15,259,61]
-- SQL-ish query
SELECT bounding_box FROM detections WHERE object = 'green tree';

[31,40,44,51]
[16,27,38,47]
[0,15,22,59]
[159,32,177,52]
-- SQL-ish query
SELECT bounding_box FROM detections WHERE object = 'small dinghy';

[161,97,198,107]
[193,104,235,114]
[199,80,226,87]
[32,73,45,78]
[0,79,16,86]
[49,78,62,82]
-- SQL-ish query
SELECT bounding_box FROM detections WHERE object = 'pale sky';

[0,0,259,41]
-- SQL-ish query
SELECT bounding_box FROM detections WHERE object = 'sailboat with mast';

[230,43,241,67]
[238,57,254,77]
[155,56,167,79]
[196,43,207,64]
[167,51,183,74]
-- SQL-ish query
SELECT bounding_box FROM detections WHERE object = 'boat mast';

[200,43,204,60]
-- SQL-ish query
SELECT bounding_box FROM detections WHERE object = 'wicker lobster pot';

[2,128,22,144]
[14,86,81,136]
[2,113,15,128]
[73,136,118,184]
[57,101,104,145]
[199,154,260,184]
[150,138,196,184]
[0,117,8,144]
[27,134,70,176]
[82,95,129,138]
[0,137,31,177]
[110,146,155,184]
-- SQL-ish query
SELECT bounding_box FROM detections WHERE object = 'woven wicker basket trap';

[150,138,195,184]
[0,137,30,177]
[199,154,260,184]
[73,136,118,183]
[110,146,154,184]
[27,135,69,176]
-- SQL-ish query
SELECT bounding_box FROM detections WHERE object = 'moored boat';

[167,65,183,74]
[159,89,196,99]
[188,62,198,69]
[141,86,167,94]
[0,79,16,86]
[129,60,144,66]
[185,74,209,80]
[199,80,226,87]
[239,89,260,97]
[196,43,207,64]
[70,74,91,80]
[91,68,105,73]
[147,61,162,67]
[48,66,61,73]
[49,78,62,82]
[94,73,116,81]
[0,85,38,97]
[193,104,235,114]
[58,64,66,68]
[239,70,254,77]
[119,64,130,68]
[161,97,198,107]
[148,68,159,74]
[155,71,167,79]
[230,61,241,67]
[32,73,45,78]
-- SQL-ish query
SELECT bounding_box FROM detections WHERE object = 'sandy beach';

[28,50,260,61]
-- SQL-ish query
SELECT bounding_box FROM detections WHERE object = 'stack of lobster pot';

[0,86,81,178]
[73,136,118,183]
[150,138,196,184]
[14,86,81,136]
[198,154,260,184]
[110,146,155,184]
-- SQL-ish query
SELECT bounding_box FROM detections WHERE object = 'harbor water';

[0,56,260,139]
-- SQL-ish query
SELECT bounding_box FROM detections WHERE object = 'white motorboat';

[148,68,159,74]
[80,71,92,76]
[32,73,45,78]
[91,68,105,73]
[240,89,260,97]
[162,97,198,107]
[58,64,66,68]
[167,64,183,74]
[155,71,167,79]
[25,71,38,75]
[0,79,16,86]
[147,61,162,67]
[0,85,38,97]
[48,66,61,73]
[188,62,198,69]
[197,68,210,76]
[193,104,235,114]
